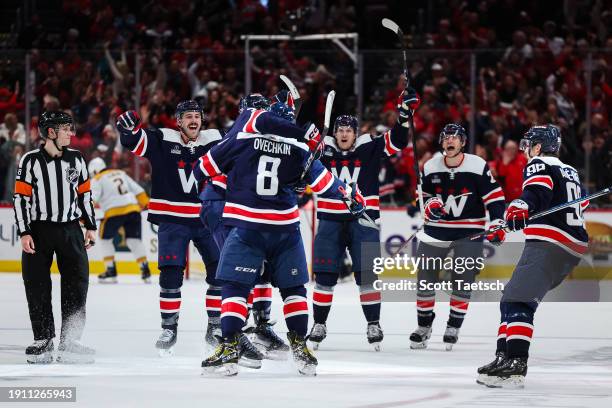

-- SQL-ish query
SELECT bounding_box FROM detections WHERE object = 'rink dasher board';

[0,206,610,279]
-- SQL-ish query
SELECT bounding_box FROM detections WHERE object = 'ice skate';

[201,335,240,376]
[483,357,528,388]
[307,323,327,350]
[140,263,151,284]
[476,351,506,385]
[366,321,384,352]
[410,325,432,349]
[25,339,54,364]
[287,331,317,376]
[237,333,263,369]
[249,320,290,360]
[98,265,118,284]
[156,328,177,357]
[56,340,95,364]
[443,325,460,351]
[205,322,221,348]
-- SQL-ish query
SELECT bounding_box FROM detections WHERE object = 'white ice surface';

[1,273,611,408]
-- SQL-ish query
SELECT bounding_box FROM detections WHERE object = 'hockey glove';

[117,110,142,134]
[424,197,446,221]
[505,199,529,231]
[485,219,506,246]
[304,123,324,159]
[342,182,366,218]
[397,87,420,127]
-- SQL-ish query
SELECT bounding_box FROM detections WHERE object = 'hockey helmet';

[38,111,74,140]
[269,101,296,123]
[520,124,561,154]
[88,157,107,176]
[238,93,271,114]
[438,123,467,144]
[333,115,358,135]
[175,100,203,120]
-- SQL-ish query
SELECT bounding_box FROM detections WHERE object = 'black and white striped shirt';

[13,146,97,236]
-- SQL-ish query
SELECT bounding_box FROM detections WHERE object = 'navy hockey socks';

[416,289,436,327]
[359,284,381,323]
[205,285,221,325]
[447,293,470,328]
[281,286,309,337]
[312,283,334,324]
[159,266,184,329]
[220,284,251,338]
[505,302,535,358]
[252,283,273,322]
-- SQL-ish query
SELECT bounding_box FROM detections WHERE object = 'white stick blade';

[381,18,400,34]
[279,75,300,100]
[324,90,336,129]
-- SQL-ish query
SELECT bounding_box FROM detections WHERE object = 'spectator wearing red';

[491,139,527,202]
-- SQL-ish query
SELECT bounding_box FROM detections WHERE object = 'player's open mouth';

[188,124,198,130]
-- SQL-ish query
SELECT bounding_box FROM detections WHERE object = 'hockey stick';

[337,185,381,231]
[381,18,424,216]
[470,185,612,240]
[299,90,335,181]
[279,75,303,119]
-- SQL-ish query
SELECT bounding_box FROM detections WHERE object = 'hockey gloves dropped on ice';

[117,110,142,134]
[485,219,507,246]
[424,197,446,221]
[505,199,529,231]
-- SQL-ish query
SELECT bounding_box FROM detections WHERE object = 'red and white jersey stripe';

[429,217,487,230]
[523,174,554,190]
[242,109,267,133]
[223,202,300,226]
[383,130,401,156]
[482,187,505,205]
[130,129,149,157]
[309,168,335,194]
[316,195,379,214]
[148,198,201,218]
[211,174,227,190]
[523,224,589,256]
[199,151,222,178]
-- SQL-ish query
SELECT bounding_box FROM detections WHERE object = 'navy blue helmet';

[38,111,74,139]
[520,124,561,154]
[334,115,358,134]
[269,101,296,122]
[175,100,203,119]
[239,94,271,114]
[438,123,467,144]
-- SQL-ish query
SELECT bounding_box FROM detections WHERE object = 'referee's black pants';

[22,221,90,341]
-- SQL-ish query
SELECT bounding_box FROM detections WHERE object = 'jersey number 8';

[256,155,281,196]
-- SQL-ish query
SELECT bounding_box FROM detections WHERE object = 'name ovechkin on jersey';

[520,156,589,257]
[419,153,505,241]
[120,125,222,226]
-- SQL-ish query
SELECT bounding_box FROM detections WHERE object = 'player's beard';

[180,121,201,142]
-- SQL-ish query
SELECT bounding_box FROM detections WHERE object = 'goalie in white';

[88,157,151,283]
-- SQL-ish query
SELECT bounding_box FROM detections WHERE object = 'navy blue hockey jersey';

[120,126,222,226]
[520,156,589,257]
[194,132,348,232]
[317,123,408,221]
[199,108,313,202]
[419,153,505,241]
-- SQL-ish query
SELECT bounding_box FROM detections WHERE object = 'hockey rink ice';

[1,273,611,408]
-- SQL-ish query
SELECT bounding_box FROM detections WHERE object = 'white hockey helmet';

[88,157,106,176]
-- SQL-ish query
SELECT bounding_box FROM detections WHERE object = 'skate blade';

[485,375,525,389]
[56,352,95,364]
[99,278,118,284]
[310,341,320,351]
[157,347,174,357]
[410,341,428,349]
[476,374,490,385]
[26,352,54,364]
[444,343,455,351]
[238,357,262,369]
[370,342,382,352]
[202,363,238,377]
[296,363,317,376]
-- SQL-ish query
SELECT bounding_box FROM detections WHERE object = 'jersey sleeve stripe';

[523,224,589,256]
[211,175,227,190]
[522,175,553,190]
[243,110,265,133]
[199,152,221,177]
[482,187,505,204]
[77,179,91,195]
[132,130,148,157]
[310,169,334,194]
[14,180,32,196]
[383,130,400,156]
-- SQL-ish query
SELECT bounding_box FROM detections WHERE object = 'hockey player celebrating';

[194,101,365,376]
[477,125,589,388]
[88,157,151,283]
[199,93,316,359]
[409,123,505,350]
[118,100,223,356]
[307,86,419,351]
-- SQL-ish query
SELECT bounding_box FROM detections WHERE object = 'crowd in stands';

[0,0,610,206]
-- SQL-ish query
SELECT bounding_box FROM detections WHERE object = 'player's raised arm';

[194,136,235,181]
[117,110,162,159]
[382,86,419,156]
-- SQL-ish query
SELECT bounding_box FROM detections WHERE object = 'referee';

[13,111,97,364]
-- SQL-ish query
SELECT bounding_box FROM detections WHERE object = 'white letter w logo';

[178,168,198,193]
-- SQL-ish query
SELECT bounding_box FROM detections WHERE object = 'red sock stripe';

[360,291,381,303]
[205,297,221,309]
[313,290,333,304]
[160,299,181,311]
[497,322,507,338]
[221,300,249,319]
[247,292,254,307]
[416,300,435,309]
[450,297,469,312]
[253,287,273,300]
[506,323,533,339]
[283,297,308,318]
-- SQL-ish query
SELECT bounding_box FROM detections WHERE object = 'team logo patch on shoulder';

[170,145,182,155]
[65,167,79,184]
